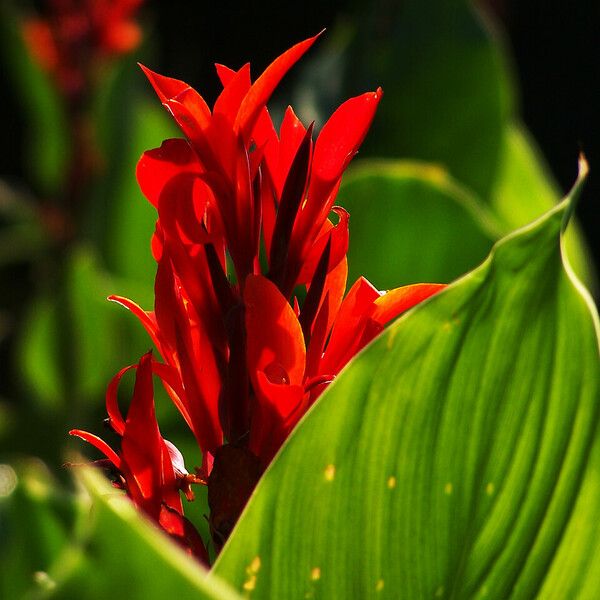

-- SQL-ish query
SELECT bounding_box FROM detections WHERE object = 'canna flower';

[74,33,446,554]
[70,352,208,563]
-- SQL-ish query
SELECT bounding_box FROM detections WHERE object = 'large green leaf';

[0,463,241,600]
[489,123,595,292]
[339,161,500,288]
[338,1,512,199]
[213,168,599,598]
[40,468,241,600]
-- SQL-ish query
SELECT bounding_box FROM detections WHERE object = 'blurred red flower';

[23,0,143,99]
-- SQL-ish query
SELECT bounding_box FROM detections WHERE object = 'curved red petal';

[320,276,381,375]
[244,275,306,386]
[105,363,137,436]
[69,430,122,470]
[136,138,200,208]
[108,295,162,355]
[139,64,211,131]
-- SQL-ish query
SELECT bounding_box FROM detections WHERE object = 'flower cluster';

[71,34,445,560]
[24,0,143,101]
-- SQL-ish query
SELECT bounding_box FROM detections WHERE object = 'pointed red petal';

[235,32,322,138]
[213,63,251,124]
[140,64,211,130]
[311,88,382,192]
[215,63,237,86]
[139,64,190,103]
[320,277,381,375]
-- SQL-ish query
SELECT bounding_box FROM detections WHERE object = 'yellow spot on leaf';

[387,476,397,489]
[486,482,495,495]
[435,585,445,597]
[324,464,336,481]
[247,556,261,574]
[444,482,453,495]
[243,575,257,591]
[310,567,321,581]
[376,579,385,592]
[386,328,398,349]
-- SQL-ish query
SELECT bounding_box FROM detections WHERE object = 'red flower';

[73,34,446,554]
[70,352,208,563]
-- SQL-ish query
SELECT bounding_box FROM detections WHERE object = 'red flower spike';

[72,32,449,556]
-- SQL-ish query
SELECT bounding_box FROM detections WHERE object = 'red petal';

[235,32,322,139]
[108,295,162,356]
[320,277,381,375]
[371,283,447,326]
[105,363,137,436]
[250,372,305,463]
[310,88,382,197]
[213,63,251,125]
[69,430,122,470]
[244,275,306,386]
[215,63,236,86]
[139,64,211,131]
[296,207,349,285]
[136,138,200,208]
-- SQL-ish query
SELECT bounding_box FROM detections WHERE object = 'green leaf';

[0,463,242,600]
[214,170,599,597]
[489,122,596,293]
[339,1,512,199]
[33,468,242,600]
[0,460,84,600]
[0,2,69,194]
[339,161,500,288]
[18,245,153,412]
